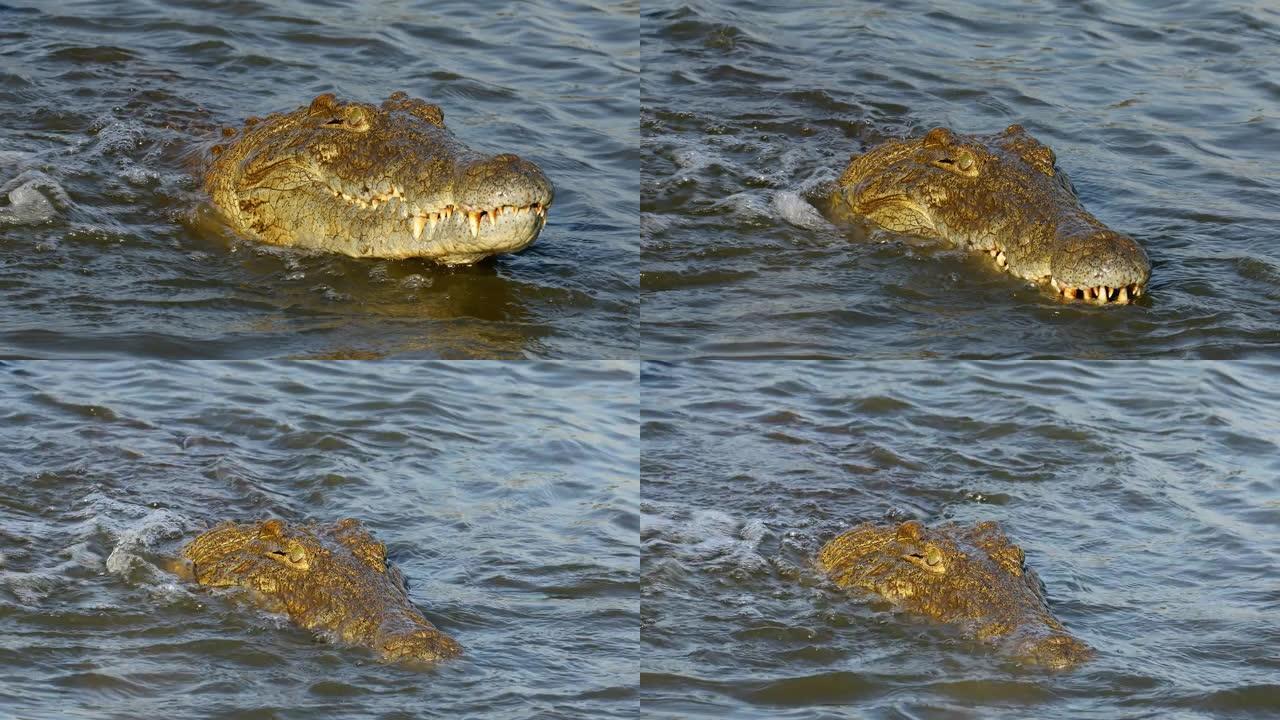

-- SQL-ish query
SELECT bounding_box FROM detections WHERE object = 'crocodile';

[827,124,1150,304]
[816,520,1093,669]
[178,517,461,664]
[204,92,552,265]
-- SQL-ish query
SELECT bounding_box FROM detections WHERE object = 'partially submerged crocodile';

[178,518,461,664]
[817,520,1092,669]
[827,125,1150,304]
[204,92,552,265]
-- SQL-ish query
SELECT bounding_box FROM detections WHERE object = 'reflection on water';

[0,360,639,719]
[0,0,637,359]
[642,360,1280,718]
[642,1,1280,358]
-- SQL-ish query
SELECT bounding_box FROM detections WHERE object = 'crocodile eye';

[322,106,371,132]
[949,150,978,176]
[903,545,947,574]
[925,546,944,567]
[265,542,310,571]
[931,150,978,177]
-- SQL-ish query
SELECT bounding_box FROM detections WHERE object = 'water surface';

[642,1,1280,358]
[0,360,639,719]
[642,360,1280,718]
[1,0,637,358]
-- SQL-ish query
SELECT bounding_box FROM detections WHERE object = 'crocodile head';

[182,517,462,664]
[817,520,1093,669]
[204,92,553,265]
[830,125,1150,304]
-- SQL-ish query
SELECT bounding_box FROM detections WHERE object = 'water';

[641,360,1280,718]
[4,1,1280,718]
[0,0,638,359]
[642,1,1280,358]
[0,361,639,719]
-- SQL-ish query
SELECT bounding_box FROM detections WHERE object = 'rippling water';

[641,360,1280,718]
[642,1,1280,358]
[0,361,638,718]
[0,0,637,359]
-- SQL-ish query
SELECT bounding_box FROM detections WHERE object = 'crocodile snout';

[378,626,464,663]
[456,153,554,211]
[1011,631,1094,670]
[1050,228,1151,304]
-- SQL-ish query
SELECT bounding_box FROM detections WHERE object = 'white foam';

[714,190,772,220]
[0,170,69,226]
[90,119,147,156]
[81,490,199,581]
[671,147,722,173]
[772,190,832,231]
[104,506,195,578]
[645,505,771,575]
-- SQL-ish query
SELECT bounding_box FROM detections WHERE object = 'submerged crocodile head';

[817,520,1092,669]
[204,92,552,265]
[829,125,1150,304]
[181,518,461,664]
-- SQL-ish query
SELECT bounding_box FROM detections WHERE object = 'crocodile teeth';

[1051,280,1142,304]
[389,202,546,238]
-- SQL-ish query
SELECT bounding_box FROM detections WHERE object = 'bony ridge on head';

[923,127,956,148]
[308,93,339,114]
[895,520,925,542]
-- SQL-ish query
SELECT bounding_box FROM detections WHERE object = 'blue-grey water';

[642,1,1280,358]
[642,360,1280,718]
[0,0,637,359]
[0,361,638,719]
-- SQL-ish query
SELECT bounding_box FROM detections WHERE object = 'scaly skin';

[204,92,552,265]
[817,520,1093,669]
[828,125,1150,304]
[181,518,461,664]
